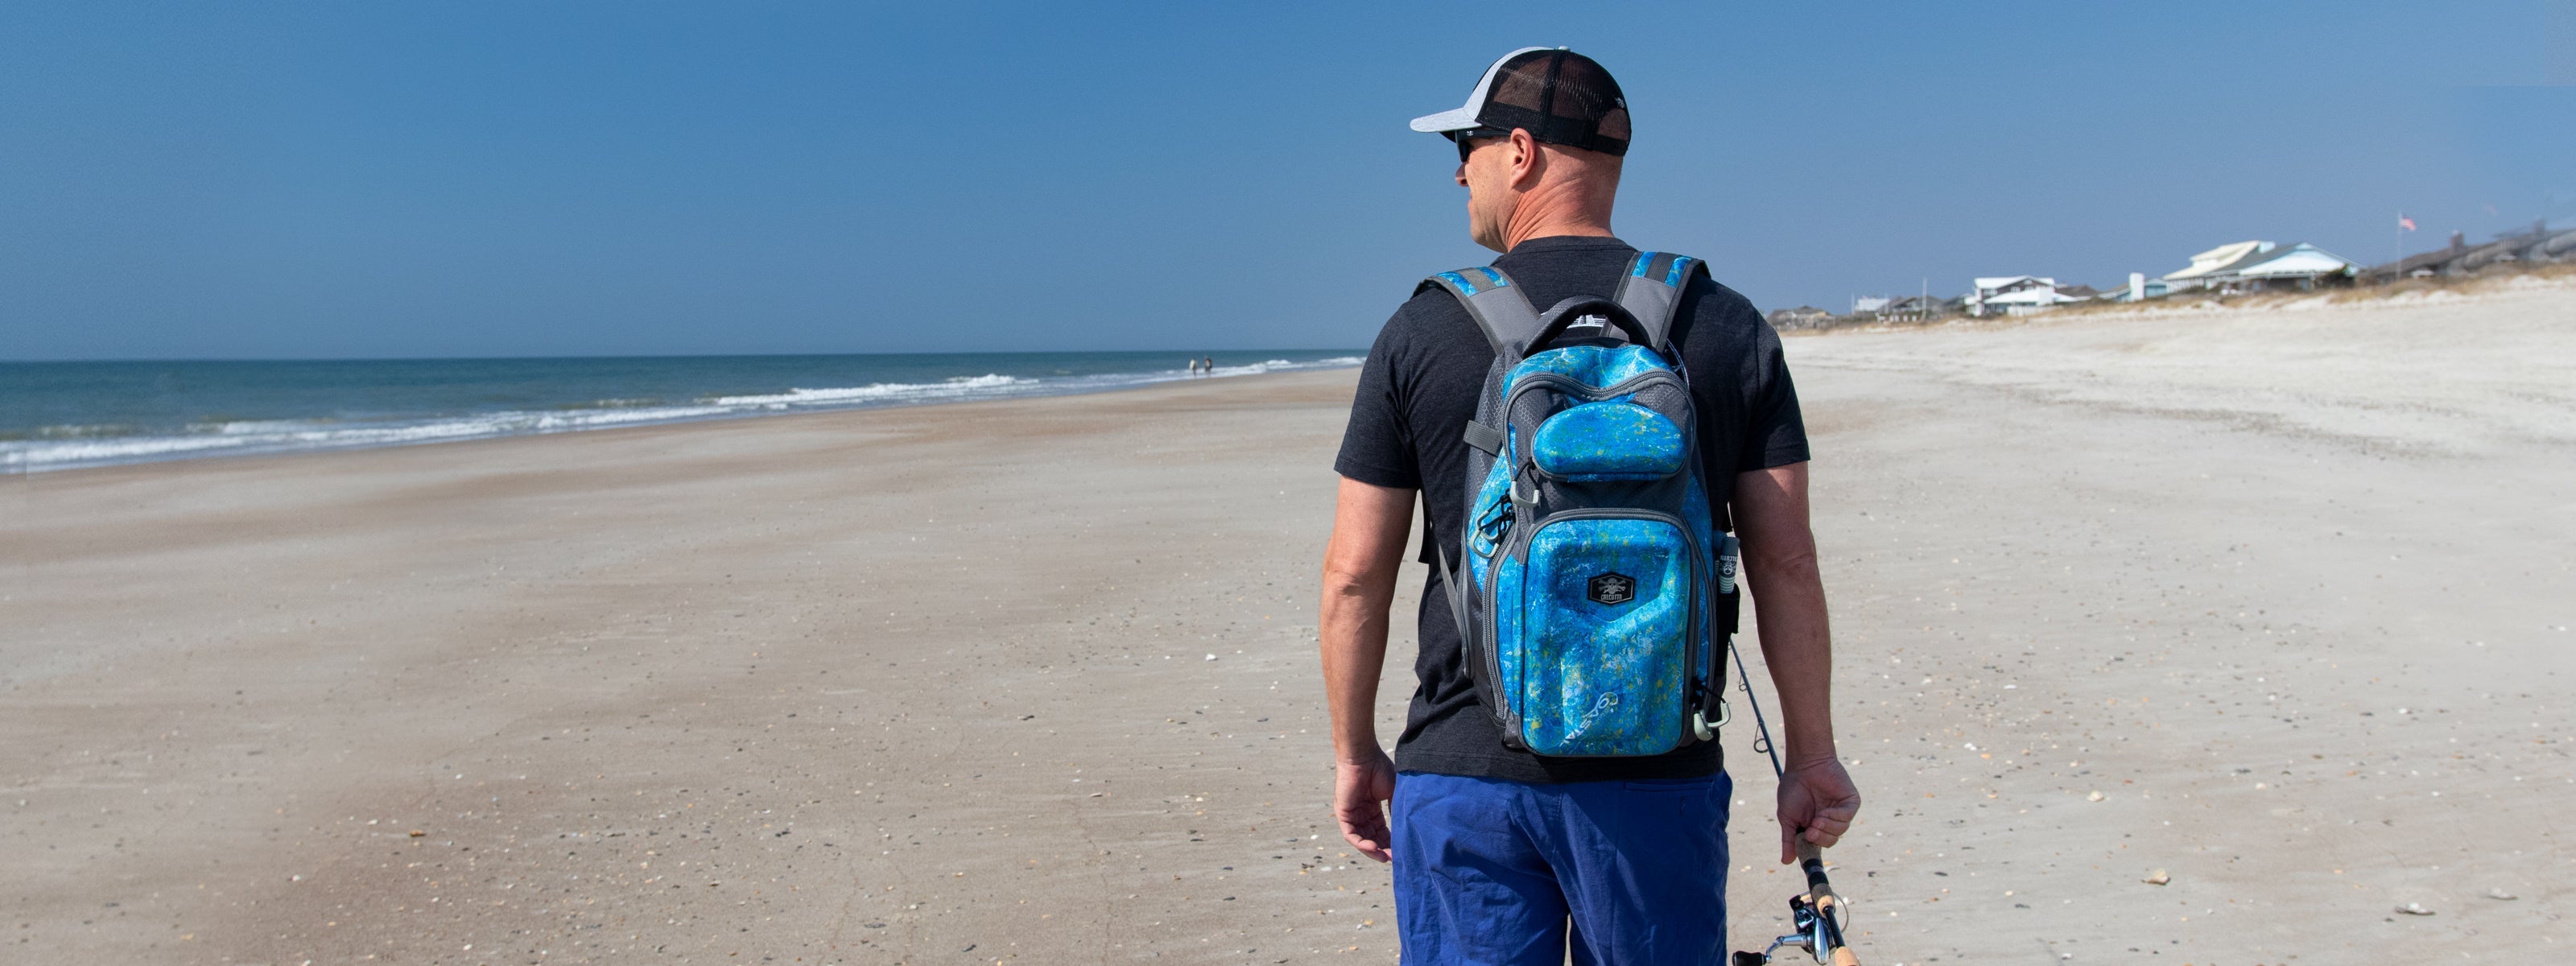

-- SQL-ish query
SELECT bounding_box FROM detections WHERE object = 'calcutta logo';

[1586,572,1636,605]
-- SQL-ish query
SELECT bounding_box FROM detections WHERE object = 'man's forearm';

[1747,548,1836,766]
[1316,478,1416,764]
[1735,463,1838,768]
[1319,581,1394,761]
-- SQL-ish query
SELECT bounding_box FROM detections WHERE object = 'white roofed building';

[2163,241,2355,293]
[2221,243,2357,291]
[2162,241,2274,291]
[1967,276,2091,316]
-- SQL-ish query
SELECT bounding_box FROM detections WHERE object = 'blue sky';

[2,2,2567,360]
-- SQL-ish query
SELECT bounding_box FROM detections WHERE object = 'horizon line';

[0,347,1373,365]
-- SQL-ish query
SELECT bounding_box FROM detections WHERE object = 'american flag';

[2400,216,2417,231]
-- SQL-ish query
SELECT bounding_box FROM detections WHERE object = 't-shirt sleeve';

[1333,310,1422,490]
[1737,313,1811,473]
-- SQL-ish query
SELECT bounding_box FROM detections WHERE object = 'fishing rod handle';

[1797,840,1831,894]
[1796,840,1860,964]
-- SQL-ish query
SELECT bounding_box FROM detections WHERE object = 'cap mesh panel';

[1477,50,1630,156]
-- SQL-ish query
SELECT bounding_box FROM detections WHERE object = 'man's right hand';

[1776,756,1862,865]
[1335,750,1398,863]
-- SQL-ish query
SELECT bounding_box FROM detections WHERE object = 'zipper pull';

[1511,462,1539,506]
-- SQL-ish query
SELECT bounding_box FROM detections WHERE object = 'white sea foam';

[710,374,1027,407]
[2,357,1364,473]
[1203,357,1362,378]
[10,433,259,464]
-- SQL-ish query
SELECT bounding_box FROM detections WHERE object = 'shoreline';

[2,356,1363,475]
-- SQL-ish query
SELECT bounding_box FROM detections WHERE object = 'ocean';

[0,350,1364,473]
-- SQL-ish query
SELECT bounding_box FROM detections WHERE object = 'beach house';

[2363,220,2576,281]
[2161,240,2356,293]
[1879,294,1951,322]
[1966,276,2090,316]
[2098,271,2170,302]
[2161,241,2273,292]
[1768,306,1835,330]
[2212,243,2357,291]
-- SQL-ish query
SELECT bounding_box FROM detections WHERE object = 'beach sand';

[5,280,2571,964]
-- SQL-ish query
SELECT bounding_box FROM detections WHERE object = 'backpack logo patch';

[1587,572,1636,605]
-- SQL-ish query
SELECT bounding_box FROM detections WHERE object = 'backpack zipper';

[1499,369,1687,416]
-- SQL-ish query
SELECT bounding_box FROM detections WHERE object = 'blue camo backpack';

[1425,251,1742,758]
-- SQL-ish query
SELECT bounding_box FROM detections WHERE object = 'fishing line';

[1724,637,1862,966]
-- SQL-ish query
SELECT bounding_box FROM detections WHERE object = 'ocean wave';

[202,418,336,436]
[0,423,143,442]
[1201,357,1364,378]
[8,433,261,464]
[2,405,747,470]
[2,356,1364,473]
[709,374,1028,407]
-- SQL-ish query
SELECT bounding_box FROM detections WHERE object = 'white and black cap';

[1409,47,1632,156]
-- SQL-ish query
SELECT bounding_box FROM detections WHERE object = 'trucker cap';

[1409,47,1631,157]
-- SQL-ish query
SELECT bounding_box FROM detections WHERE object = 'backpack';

[1424,251,1742,758]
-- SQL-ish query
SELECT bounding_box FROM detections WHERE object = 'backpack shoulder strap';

[1418,266,1545,361]
[1610,251,1711,352]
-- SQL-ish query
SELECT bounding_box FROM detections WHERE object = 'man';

[1317,47,1860,964]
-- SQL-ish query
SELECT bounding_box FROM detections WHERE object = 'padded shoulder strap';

[1418,266,1545,360]
[1609,251,1710,352]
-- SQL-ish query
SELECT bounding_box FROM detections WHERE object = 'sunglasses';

[1448,127,1512,164]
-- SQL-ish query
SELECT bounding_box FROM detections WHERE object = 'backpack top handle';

[1521,295,1653,359]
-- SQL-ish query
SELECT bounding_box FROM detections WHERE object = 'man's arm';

[1317,477,1415,863]
[1734,461,1863,864]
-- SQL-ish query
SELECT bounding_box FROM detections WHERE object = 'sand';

[4,280,2570,964]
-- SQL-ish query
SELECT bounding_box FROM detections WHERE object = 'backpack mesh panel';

[1631,382,1688,417]
[1509,387,1565,460]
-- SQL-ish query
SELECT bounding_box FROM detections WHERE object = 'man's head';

[1411,48,1630,253]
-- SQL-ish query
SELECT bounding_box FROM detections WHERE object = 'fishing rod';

[1724,621,1860,966]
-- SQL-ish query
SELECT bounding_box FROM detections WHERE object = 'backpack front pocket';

[1501,512,1695,756]
[1531,400,1685,481]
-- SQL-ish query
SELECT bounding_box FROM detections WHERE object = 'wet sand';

[4,279,2571,964]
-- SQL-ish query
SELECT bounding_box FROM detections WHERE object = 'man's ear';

[1508,128,1544,188]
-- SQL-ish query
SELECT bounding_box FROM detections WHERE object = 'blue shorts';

[1391,770,1732,965]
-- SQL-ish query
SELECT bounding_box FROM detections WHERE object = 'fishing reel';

[1732,869,1856,965]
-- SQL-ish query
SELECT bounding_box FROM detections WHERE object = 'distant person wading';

[1316,47,1860,964]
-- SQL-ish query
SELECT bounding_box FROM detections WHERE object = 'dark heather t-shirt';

[1334,235,1810,783]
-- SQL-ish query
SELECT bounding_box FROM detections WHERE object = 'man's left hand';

[1777,756,1861,864]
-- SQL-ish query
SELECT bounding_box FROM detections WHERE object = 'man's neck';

[1499,198,1615,251]
[1502,221,1616,250]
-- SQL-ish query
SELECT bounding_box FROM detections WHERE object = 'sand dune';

[2,282,2570,964]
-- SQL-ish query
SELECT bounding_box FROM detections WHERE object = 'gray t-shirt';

[1333,235,1810,782]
